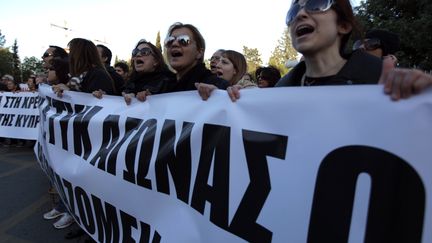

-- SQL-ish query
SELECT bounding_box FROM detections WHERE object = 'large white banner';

[35,84,432,243]
[0,91,40,139]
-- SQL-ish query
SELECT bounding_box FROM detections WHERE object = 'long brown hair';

[68,38,106,76]
[222,50,247,85]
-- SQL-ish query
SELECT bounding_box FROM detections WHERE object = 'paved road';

[0,145,84,243]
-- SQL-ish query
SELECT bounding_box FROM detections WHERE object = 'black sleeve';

[82,69,115,95]
[203,76,229,90]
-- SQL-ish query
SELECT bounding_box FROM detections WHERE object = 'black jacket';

[171,63,229,92]
[276,50,383,87]
[106,65,125,96]
[123,69,176,95]
[80,67,115,95]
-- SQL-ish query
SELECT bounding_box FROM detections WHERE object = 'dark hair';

[68,38,105,76]
[50,57,70,84]
[365,29,400,56]
[133,40,169,73]
[167,22,206,62]
[331,0,362,57]
[255,66,281,87]
[221,50,247,85]
[114,62,129,73]
[27,75,36,83]
[49,45,68,59]
[96,44,112,65]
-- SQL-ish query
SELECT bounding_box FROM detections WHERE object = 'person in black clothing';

[97,44,125,95]
[226,0,431,101]
[114,61,130,81]
[353,29,400,67]
[52,38,115,97]
[122,39,176,104]
[164,22,229,92]
[255,65,281,88]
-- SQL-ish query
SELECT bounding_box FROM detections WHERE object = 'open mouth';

[171,50,183,57]
[135,60,144,65]
[216,71,223,76]
[296,25,314,37]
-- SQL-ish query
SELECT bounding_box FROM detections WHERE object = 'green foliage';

[242,46,262,74]
[268,27,298,76]
[0,30,5,48]
[204,58,210,70]
[0,48,13,77]
[11,39,21,81]
[355,0,432,70]
[156,31,162,53]
[21,56,44,81]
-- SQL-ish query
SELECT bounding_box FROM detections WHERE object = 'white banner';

[0,91,40,139]
[35,84,432,243]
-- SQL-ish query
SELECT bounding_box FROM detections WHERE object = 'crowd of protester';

[1,0,432,241]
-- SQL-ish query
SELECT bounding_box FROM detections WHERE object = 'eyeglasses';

[41,52,54,59]
[286,0,335,25]
[164,35,191,48]
[210,56,221,62]
[132,47,152,57]
[352,38,381,51]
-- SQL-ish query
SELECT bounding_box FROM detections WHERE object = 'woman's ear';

[196,48,204,60]
[338,22,352,35]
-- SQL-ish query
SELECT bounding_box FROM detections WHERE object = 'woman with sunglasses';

[353,29,400,67]
[226,0,432,101]
[276,0,432,100]
[164,22,229,92]
[121,39,176,105]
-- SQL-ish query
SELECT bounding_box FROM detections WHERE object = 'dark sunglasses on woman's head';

[353,38,381,51]
[41,52,54,59]
[286,0,335,25]
[164,35,191,48]
[132,47,152,57]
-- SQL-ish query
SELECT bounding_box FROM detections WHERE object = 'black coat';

[80,67,115,95]
[276,50,383,87]
[171,62,229,92]
[106,65,125,96]
[123,69,176,95]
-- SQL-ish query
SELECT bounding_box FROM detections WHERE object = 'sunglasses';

[132,47,152,57]
[41,52,54,59]
[286,0,335,25]
[353,38,381,51]
[164,35,191,48]
[210,55,221,62]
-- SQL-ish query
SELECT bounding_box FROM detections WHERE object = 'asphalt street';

[0,144,85,243]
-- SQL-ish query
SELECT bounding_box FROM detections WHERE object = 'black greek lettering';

[155,120,194,203]
[92,195,120,243]
[191,124,230,230]
[228,129,288,243]
[308,145,425,243]
[75,186,96,234]
[73,105,102,160]
[90,115,121,174]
